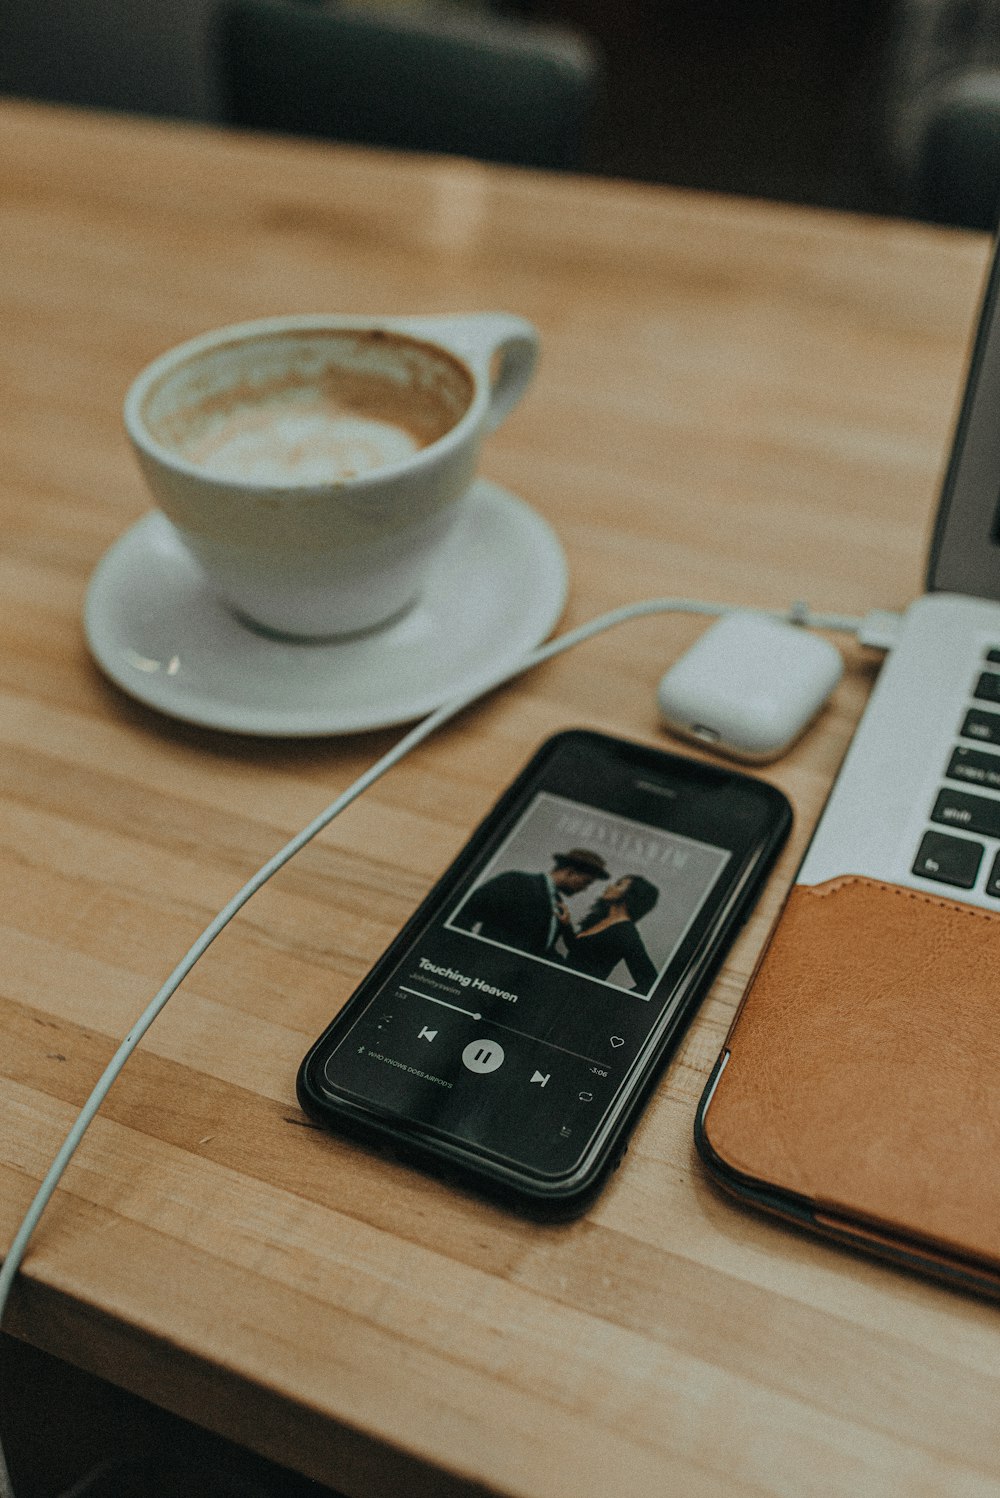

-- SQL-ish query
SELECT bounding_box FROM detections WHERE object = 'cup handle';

[395,312,539,434]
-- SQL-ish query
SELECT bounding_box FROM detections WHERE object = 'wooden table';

[3,97,998,1498]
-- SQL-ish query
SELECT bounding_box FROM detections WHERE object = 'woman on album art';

[557,874,660,993]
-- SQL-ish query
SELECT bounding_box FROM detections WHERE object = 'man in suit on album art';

[453,847,609,957]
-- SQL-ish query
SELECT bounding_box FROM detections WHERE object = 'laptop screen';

[927,238,1000,602]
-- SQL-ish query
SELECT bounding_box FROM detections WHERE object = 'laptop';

[696,239,1000,1297]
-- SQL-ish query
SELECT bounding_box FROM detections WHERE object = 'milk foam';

[183,403,421,484]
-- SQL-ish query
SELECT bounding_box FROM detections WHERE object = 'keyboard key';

[931,787,1000,839]
[946,746,1000,790]
[986,649,1000,665]
[961,707,1000,745]
[987,851,1000,899]
[913,830,984,889]
[974,670,1000,705]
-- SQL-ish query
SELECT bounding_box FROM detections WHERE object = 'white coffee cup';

[123,311,539,637]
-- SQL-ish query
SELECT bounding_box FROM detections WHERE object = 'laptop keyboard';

[912,651,1000,896]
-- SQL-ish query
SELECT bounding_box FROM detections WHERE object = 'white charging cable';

[0,593,893,1498]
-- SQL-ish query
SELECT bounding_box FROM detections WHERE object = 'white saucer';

[83,481,568,737]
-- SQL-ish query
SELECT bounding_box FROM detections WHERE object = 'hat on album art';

[553,848,609,877]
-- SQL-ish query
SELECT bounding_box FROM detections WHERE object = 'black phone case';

[298,730,792,1217]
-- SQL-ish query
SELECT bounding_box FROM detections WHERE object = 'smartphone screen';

[298,730,791,1213]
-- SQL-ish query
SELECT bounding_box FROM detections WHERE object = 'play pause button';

[531,1071,550,1087]
[462,1039,505,1074]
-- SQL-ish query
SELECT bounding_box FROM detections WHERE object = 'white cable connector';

[857,608,904,652]
[0,593,900,1498]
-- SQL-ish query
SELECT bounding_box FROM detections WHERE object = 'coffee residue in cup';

[181,399,421,484]
[146,329,475,486]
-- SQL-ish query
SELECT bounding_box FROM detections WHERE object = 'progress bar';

[399,986,482,1020]
[397,985,608,1068]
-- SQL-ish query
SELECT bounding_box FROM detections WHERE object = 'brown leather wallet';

[696,875,1000,1296]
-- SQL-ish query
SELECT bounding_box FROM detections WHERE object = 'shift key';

[931,787,1000,839]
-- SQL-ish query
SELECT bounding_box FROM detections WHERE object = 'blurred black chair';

[214,0,603,170]
[882,0,1000,229]
[909,70,1000,229]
